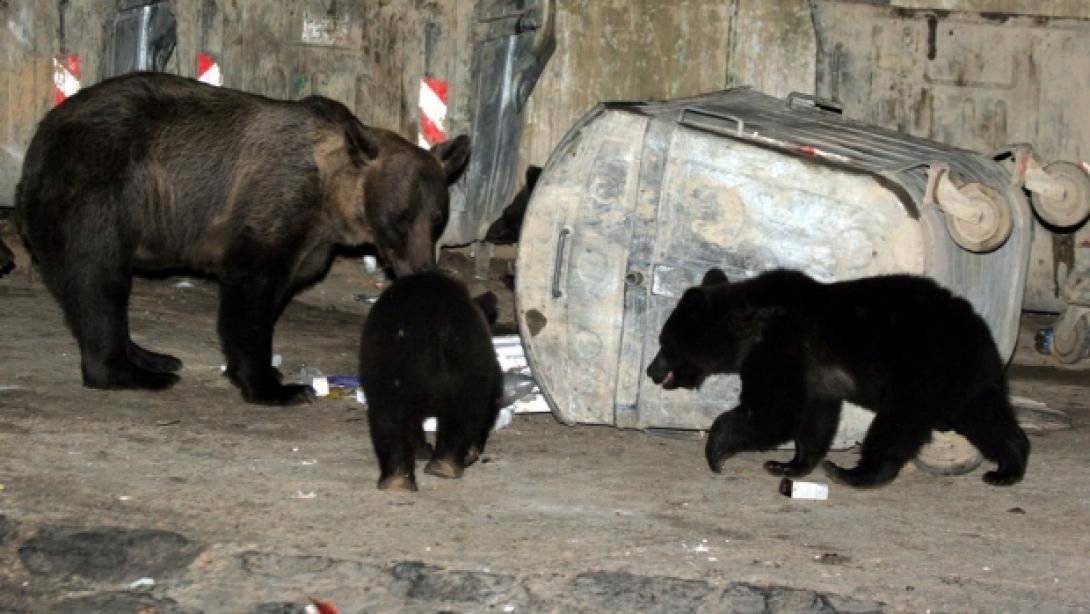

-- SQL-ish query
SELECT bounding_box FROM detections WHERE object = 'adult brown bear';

[15,72,469,405]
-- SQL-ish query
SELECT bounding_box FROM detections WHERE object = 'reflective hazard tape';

[52,54,81,106]
[418,77,448,148]
[197,52,222,86]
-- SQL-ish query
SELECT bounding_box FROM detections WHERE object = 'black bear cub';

[359,270,502,492]
[647,268,1029,488]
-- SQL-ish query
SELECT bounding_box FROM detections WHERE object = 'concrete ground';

[0,229,1088,613]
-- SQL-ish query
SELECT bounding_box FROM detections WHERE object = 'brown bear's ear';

[344,125,381,167]
[431,135,471,183]
[701,268,728,287]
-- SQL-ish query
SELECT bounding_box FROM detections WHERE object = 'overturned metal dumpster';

[515,87,1033,438]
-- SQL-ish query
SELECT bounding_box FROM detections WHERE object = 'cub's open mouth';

[662,371,676,389]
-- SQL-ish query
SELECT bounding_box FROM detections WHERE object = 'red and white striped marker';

[196,52,222,86]
[52,54,81,106]
[418,77,448,148]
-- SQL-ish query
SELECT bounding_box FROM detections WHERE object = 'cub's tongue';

[663,371,676,388]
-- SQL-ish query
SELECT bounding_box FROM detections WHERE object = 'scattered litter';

[0,385,23,393]
[174,279,194,289]
[779,478,829,500]
[362,254,379,273]
[118,495,133,502]
[127,577,156,590]
[492,335,550,414]
[354,293,380,305]
[155,419,181,427]
[1008,507,1026,514]
[0,484,5,492]
[1011,396,1074,433]
[306,597,339,614]
[301,459,318,466]
[292,491,317,500]
[503,605,516,613]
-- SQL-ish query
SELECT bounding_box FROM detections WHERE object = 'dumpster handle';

[679,108,745,135]
[785,92,843,115]
[552,227,571,298]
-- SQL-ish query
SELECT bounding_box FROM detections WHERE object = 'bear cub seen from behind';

[647,268,1029,488]
[359,270,502,492]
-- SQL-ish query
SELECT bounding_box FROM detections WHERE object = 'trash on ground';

[291,490,317,500]
[127,576,156,590]
[779,478,829,500]
[1012,396,1074,433]
[173,279,194,289]
[0,385,22,393]
[306,597,340,614]
[492,334,550,414]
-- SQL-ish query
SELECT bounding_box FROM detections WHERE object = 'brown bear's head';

[361,134,470,278]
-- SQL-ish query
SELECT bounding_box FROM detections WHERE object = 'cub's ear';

[701,268,728,287]
[432,135,471,183]
[676,287,711,321]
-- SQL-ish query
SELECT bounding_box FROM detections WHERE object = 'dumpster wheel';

[942,182,1012,253]
[1030,161,1090,229]
[913,430,984,476]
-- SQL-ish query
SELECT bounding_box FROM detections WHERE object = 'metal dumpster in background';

[515,87,1033,438]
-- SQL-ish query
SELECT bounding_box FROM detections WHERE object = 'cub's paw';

[243,383,316,406]
[982,470,1022,486]
[378,473,418,493]
[128,343,183,373]
[424,458,464,479]
[85,365,180,391]
[763,460,813,478]
[463,445,481,467]
[822,461,854,485]
[822,461,894,489]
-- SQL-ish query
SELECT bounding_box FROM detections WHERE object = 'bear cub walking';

[647,268,1029,488]
[359,270,502,492]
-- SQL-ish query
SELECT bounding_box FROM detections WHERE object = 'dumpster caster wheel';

[942,182,1012,253]
[1030,161,1090,229]
[913,430,984,476]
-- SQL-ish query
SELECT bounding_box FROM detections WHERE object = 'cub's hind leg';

[823,409,931,488]
[950,386,1029,486]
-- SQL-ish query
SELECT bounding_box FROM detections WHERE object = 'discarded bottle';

[779,478,829,500]
[1034,327,1054,355]
[500,372,537,407]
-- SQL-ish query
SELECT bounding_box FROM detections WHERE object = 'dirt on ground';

[1,227,1089,613]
